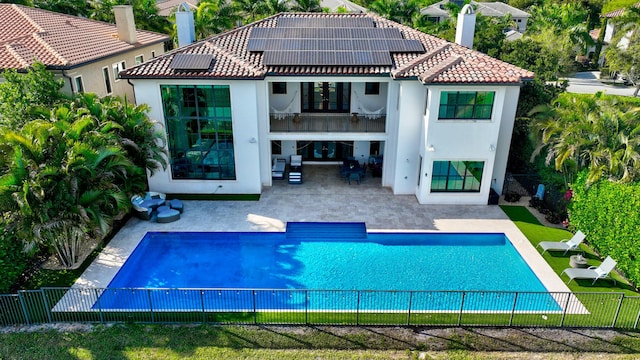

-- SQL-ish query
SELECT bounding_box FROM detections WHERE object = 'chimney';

[113,5,137,44]
[176,3,196,47]
[455,4,476,49]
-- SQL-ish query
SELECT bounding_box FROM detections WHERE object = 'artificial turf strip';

[499,205,637,295]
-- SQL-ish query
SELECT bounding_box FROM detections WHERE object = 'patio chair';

[561,256,617,285]
[290,155,302,171]
[131,195,152,220]
[536,230,586,255]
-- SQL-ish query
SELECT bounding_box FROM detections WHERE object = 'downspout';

[61,69,73,95]
[127,78,136,103]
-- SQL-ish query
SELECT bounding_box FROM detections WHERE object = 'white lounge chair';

[561,256,617,285]
[536,230,586,255]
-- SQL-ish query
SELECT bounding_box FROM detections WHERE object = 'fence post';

[560,292,571,327]
[147,290,154,323]
[406,291,413,326]
[305,290,308,325]
[509,292,519,326]
[612,293,625,328]
[94,289,104,324]
[200,290,206,324]
[17,291,30,325]
[356,291,360,326]
[41,289,53,324]
[457,292,466,326]
[252,290,257,324]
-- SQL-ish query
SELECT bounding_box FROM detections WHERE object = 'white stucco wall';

[131,79,262,195]
[390,81,426,195]
[416,86,513,205]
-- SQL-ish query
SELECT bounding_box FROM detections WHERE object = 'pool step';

[286,222,367,239]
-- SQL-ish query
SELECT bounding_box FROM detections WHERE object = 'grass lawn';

[2,324,640,360]
[500,205,637,295]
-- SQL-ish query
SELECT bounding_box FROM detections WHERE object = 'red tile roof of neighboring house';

[0,4,169,70]
[602,3,640,18]
[121,13,534,84]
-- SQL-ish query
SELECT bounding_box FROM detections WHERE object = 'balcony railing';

[269,113,386,133]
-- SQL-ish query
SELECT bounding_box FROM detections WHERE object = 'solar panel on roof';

[168,54,214,70]
[279,17,374,28]
[249,17,423,66]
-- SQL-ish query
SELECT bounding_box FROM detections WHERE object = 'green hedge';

[0,233,30,293]
[569,171,640,287]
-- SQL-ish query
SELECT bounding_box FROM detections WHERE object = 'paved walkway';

[76,165,570,295]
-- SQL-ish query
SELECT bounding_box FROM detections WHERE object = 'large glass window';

[438,91,494,120]
[161,85,235,180]
[431,161,483,192]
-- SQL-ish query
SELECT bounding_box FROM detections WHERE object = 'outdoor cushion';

[169,199,184,213]
[157,207,180,223]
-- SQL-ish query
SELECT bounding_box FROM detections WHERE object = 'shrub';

[569,171,640,286]
[0,233,31,293]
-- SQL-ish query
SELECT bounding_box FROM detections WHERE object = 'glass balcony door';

[301,82,350,113]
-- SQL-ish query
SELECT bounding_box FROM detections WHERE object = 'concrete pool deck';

[75,165,572,296]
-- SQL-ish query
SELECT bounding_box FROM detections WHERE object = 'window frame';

[135,55,144,65]
[430,160,484,193]
[161,84,236,180]
[112,61,126,82]
[272,82,287,94]
[364,82,380,95]
[102,67,112,95]
[438,91,495,120]
[73,75,84,93]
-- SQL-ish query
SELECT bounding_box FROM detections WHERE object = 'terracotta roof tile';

[0,4,169,70]
[121,12,533,84]
[602,3,640,18]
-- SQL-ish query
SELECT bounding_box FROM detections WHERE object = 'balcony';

[269,112,386,133]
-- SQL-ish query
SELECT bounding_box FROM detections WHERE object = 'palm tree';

[233,0,269,23]
[530,92,640,185]
[369,0,419,26]
[265,0,290,15]
[290,0,322,12]
[193,0,240,39]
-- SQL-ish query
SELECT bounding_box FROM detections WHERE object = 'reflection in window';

[438,91,494,120]
[161,85,235,180]
[431,161,483,192]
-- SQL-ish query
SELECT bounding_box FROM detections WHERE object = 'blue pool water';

[98,225,560,312]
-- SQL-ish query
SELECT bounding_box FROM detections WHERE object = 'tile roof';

[156,0,199,17]
[121,13,534,84]
[0,4,169,70]
[421,1,530,18]
[602,3,640,18]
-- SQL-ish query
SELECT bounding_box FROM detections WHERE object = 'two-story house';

[421,0,530,33]
[120,12,533,205]
[0,4,169,101]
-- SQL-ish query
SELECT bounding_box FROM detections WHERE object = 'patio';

[75,165,570,296]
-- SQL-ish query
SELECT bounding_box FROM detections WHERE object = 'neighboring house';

[157,0,199,17]
[421,0,530,33]
[321,0,367,13]
[120,12,533,205]
[602,2,639,48]
[156,0,365,17]
[588,3,640,66]
[0,4,169,101]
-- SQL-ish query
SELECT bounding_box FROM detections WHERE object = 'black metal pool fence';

[1,288,640,328]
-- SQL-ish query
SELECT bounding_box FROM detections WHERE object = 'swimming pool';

[96,223,560,312]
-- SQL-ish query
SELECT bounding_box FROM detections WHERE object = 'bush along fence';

[2,288,640,328]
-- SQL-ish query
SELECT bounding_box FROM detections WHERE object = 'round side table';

[569,255,588,268]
